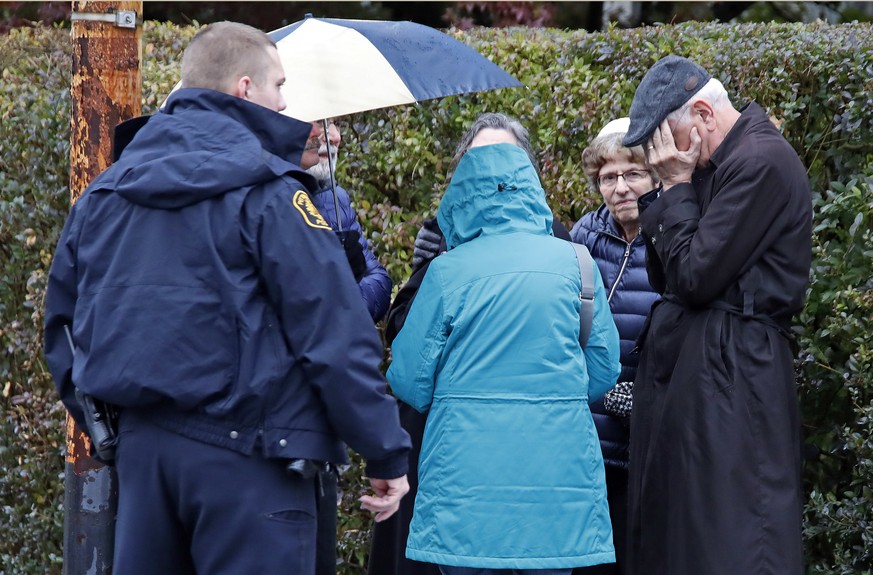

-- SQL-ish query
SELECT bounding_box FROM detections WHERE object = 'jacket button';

[651,237,657,244]
[658,224,664,232]
[279,439,288,447]
[229,431,239,439]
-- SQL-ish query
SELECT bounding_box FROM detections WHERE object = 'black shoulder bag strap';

[571,243,595,349]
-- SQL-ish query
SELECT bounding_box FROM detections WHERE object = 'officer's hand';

[336,230,367,282]
[412,226,443,269]
[360,475,410,522]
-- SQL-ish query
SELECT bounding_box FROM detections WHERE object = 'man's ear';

[691,99,716,130]
[234,76,252,100]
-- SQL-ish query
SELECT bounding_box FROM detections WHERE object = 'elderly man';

[305,119,392,321]
[44,21,409,575]
[623,55,812,575]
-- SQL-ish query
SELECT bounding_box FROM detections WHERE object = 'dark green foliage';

[336,451,373,573]
[798,173,873,574]
[0,24,71,575]
[0,20,870,575]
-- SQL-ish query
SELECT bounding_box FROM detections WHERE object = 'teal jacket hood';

[437,144,553,250]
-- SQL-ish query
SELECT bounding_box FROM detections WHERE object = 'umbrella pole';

[323,118,343,232]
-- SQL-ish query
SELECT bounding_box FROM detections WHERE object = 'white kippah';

[596,117,631,138]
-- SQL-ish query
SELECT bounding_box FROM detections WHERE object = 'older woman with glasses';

[569,118,661,575]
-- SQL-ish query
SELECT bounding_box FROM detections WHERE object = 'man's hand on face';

[646,119,701,191]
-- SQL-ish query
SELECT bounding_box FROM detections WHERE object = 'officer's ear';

[234,76,253,100]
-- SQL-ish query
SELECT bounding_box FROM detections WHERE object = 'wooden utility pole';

[67,2,141,572]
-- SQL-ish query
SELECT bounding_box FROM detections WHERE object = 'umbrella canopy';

[162,17,522,230]
[269,16,523,122]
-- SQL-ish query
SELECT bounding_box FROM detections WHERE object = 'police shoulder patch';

[291,189,332,230]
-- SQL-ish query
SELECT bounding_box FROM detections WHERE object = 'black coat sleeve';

[385,261,432,346]
[551,218,572,241]
[385,218,445,345]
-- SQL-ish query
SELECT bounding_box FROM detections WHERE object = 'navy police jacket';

[43,89,410,478]
[571,204,659,468]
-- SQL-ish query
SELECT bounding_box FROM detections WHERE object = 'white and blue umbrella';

[268,15,523,228]
[160,17,521,230]
[269,15,523,122]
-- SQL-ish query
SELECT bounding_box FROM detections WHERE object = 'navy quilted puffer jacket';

[570,204,660,468]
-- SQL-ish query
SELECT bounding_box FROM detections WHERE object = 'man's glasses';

[597,170,649,190]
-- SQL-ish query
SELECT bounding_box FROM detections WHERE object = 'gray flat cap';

[623,55,712,147]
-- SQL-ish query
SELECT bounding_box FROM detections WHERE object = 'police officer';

[44,21,410,575]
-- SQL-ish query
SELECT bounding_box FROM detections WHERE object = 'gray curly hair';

[450,112,538,176]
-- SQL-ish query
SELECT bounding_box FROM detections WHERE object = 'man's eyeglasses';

[598,170,649,190]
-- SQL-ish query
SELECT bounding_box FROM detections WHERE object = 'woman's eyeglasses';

[598,169,650,190]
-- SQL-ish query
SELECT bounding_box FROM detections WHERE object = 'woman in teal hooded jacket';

[387,115,621,574]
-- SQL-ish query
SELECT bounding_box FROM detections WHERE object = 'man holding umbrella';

[305,118,393,322]
[44,21,410,575]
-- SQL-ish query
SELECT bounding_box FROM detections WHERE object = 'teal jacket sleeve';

[584,261,622,403]
[386,261,448,414]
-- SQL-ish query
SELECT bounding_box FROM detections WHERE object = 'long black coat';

[627,102,812,575]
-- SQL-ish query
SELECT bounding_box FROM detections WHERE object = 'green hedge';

[0,25,71,574]
[0,20,871,575]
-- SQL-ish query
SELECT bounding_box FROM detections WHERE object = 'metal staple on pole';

[70,10,140,28]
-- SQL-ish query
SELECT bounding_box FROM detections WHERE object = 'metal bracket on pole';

[70,10,140,28]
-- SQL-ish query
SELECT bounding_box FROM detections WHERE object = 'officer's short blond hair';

[181,21,276,95]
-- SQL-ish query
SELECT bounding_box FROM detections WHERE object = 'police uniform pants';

[113,413,317,575]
